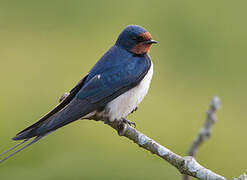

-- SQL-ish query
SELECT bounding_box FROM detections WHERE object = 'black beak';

[143,39,158,44]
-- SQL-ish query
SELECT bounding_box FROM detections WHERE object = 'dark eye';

[132,36,145,43]
[131,36,137,41]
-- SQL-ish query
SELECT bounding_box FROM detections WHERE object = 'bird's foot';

[117,118,136,136]
[122,118,136,128]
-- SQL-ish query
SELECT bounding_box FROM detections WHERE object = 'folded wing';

[13,57,151,140]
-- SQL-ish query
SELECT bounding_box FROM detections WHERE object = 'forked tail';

[0,135,46,163]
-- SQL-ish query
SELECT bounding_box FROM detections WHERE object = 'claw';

[117,121,127,136]
[117,118,136,136]
[131,107,138,114]
[122,118,136,128]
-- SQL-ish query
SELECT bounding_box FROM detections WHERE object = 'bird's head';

[115,25,157,55]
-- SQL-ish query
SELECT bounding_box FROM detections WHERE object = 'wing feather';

[15,75,88,136]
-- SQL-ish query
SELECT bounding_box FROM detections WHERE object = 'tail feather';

[0,139,29,156]
[12,98,92,141]
[12,129,34,141]
[0,136,44,163]
[12,110,60,141]
[1,95,92,163]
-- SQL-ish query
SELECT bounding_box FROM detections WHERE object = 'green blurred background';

[0,0,246,179]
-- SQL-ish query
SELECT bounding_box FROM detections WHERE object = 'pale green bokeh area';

[0,0,247,179]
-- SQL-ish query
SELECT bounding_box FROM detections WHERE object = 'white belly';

[105,62,153,122]
[82,62,153,122]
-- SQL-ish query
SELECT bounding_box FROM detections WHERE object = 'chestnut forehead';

[139,32,152,40]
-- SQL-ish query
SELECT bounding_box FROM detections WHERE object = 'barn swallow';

[0,25,157,163]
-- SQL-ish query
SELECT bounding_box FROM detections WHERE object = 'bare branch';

[188,96,221,157]
[60,93,225,180]
[182,96,221,180]
[105,120,226,180]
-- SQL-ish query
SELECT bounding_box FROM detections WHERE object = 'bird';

[0,25,157,163]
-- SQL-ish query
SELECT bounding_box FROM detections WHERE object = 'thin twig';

[233,174,247,180]
[182,96,221,180]
[60,93,225,180]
